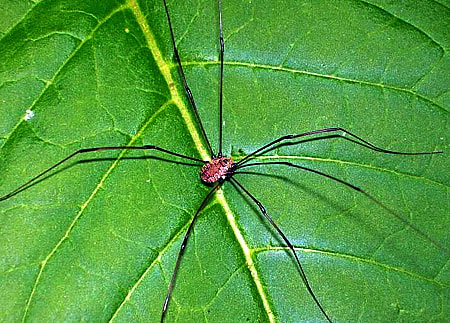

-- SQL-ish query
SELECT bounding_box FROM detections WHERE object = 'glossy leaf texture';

[0,0,449,322]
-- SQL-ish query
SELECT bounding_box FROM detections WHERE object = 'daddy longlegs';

[1,0,448,322]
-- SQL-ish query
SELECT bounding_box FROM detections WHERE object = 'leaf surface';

[0,0,449,322]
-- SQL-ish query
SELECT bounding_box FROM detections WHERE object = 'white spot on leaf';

[24,109,35,121]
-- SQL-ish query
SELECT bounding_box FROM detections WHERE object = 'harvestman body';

[1,0,446,322]
[200,157,234,183]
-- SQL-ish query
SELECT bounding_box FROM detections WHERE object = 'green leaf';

[1,0,449,322]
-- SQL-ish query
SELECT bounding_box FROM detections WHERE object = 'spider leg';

[236,127,442,166]
[162,0,214,157]
[161,183,220,322]
[218,0,225,157]
[0,145,205,201]
[236,161,450,257]
[230,177,333,323]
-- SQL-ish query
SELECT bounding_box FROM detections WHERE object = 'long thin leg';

[162,0,214,157]
[218,0,224,157]
[161,183,220,322]
[236,127,442,166]
[230,177,333,323]
[0,145,205,201]
[236,161,450,256]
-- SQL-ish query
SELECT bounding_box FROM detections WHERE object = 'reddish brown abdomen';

[200,157,233,183]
